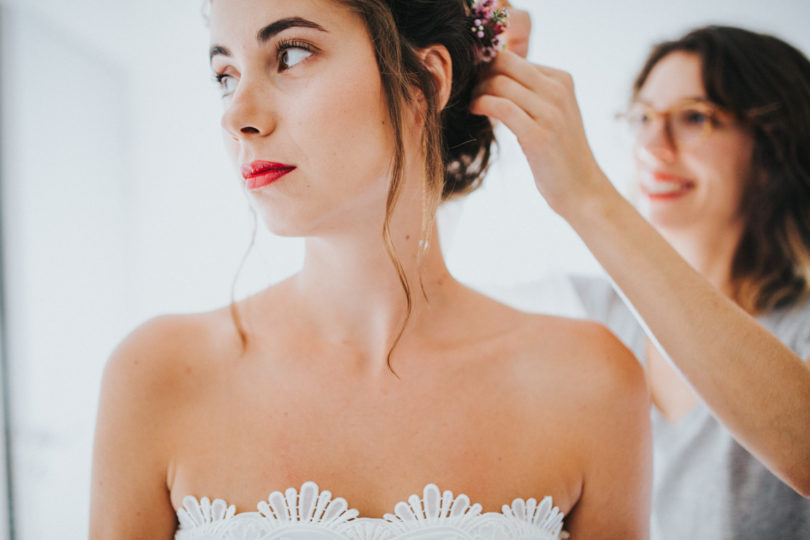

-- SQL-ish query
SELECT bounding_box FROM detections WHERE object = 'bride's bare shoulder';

[92,304,254,534]
[470,290,645,403]
[103,277,296,380]
[100,302,249,404]
[520,311,648,425]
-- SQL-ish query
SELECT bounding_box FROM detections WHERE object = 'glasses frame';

[615,98,735,150]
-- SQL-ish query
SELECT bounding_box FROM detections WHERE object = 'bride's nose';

[221,78,277,140]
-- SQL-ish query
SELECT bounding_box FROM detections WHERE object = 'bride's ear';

[417,45,453,112]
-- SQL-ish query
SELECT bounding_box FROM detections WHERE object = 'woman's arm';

[471,49,810,496]
[90,317,183,539]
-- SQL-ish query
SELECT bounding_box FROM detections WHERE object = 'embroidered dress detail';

[175,482,567,539]
[177,496,237,529]
[500,497,566,537]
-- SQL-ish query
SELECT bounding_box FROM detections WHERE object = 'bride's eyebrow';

[209,16,328,64]
[257,17,327,42]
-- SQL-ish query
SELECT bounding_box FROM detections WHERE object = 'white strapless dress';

[175,481,567,539]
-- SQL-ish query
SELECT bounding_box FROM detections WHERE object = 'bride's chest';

[167,374,578,518]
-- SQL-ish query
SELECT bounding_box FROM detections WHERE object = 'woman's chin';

[640,204,695,235]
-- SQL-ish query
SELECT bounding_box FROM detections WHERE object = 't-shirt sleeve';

[761,299,810,362]
[479,274,590,318]
[568,274,647,361]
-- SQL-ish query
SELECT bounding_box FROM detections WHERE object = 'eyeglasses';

[616,98,734,149]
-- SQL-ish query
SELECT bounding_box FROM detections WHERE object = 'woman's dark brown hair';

[633,25,810,314]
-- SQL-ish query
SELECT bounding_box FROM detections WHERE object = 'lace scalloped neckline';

[175,481,567,539]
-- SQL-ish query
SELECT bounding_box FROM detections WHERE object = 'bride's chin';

[251,196,386,240]
[257,218,316,238]
[254,208,337,239]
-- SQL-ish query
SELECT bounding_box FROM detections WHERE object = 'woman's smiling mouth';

[641,172,695,199]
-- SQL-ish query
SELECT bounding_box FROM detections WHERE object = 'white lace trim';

[175,481,567,539]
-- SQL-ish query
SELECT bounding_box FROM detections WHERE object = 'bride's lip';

[241,160,296,190]
[640,171,695,199]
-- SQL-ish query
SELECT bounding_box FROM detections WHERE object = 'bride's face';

[209,0,396,237]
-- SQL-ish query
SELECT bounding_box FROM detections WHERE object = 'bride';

[90,0,651,538]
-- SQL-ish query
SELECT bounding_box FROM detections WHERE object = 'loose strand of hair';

[229,206,258,355]
[370,4,413,376]
[382,106,409,376]
[417,97,445,303]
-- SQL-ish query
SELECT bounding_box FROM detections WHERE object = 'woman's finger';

[534,64,576,93]
[501,7,532,59]
[486,49,547,92]
[485,50,575,110]
[470,93,541,143]
[473,73,553,124]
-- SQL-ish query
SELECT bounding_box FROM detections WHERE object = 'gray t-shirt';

[570,276,810,540]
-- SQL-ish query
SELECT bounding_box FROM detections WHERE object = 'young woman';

[89,1,651,538]
[476,22,810,539]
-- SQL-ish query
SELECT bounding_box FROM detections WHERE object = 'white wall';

[0,5,131,539]
[1,1,809,538]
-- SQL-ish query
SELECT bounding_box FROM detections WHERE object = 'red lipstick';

[241,160,296,190]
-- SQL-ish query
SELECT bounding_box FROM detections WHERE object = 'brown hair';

[633,25,810,314]
[223,0,496,362]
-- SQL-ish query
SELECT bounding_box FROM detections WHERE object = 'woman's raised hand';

[498,3,532,59]
[470,50,614,218]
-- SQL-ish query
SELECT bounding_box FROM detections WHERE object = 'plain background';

[1,0,809,538]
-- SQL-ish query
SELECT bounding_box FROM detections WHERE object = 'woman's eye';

[628,109,651,127]
[681,109,710,125]
[214,74,237,97]
[279,47,313,71]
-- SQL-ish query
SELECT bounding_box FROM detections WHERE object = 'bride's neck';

[291,217,456,365]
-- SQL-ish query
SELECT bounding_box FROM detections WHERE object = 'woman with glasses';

[474,23,810,539]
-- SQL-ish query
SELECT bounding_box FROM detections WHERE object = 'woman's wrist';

[550,170,625,232]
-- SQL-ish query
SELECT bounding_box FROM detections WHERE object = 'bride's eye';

[278,40,314,71]
[213,73,238,97]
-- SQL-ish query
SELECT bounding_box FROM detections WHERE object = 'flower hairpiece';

[467,0,509,64]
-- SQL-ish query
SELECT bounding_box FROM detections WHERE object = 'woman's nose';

[635,119,677,165]
[220,79,276,140]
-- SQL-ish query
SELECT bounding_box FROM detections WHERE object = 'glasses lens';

[623,105,651,135]
[670,104,714,146]
[616,105,650,148]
